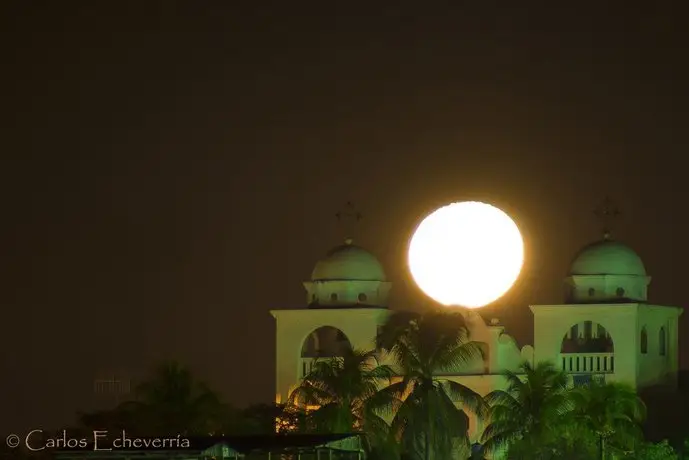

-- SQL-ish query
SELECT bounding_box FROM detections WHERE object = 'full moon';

[408,201,524,308]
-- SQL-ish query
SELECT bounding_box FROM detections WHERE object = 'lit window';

[358,293,367,302]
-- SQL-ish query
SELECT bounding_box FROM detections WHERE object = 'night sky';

[3,3,689,433]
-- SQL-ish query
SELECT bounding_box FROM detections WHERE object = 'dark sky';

[2,2,689,433]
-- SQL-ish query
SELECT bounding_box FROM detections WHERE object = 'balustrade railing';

[560,352,614,373]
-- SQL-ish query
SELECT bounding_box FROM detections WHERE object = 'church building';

[271,232,682,441]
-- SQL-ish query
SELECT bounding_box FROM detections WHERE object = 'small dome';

[569,239,646,276]
[311,240,386,281]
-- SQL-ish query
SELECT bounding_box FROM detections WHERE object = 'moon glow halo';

[408,201,524,308]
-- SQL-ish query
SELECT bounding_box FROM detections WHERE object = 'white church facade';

[271,234,682,441]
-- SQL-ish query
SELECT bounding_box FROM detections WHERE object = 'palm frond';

[376,311,421,351]
[443,379,489,419]
[481,360,573,455]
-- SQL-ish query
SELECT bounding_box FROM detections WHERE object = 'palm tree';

[127,361,231,435]
[569,381,646,460]
[375,310,488,460]
[288,349,395,438]
[480,361,573,458]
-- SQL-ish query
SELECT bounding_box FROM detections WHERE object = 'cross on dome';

[594,196,621,240]
[335,201,362,243]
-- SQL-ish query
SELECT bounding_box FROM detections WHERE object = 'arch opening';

[560,321,615,375]
[560,320,614,353]
[301,326,352,358]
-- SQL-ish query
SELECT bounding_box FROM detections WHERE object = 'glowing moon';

[408,201,524,308]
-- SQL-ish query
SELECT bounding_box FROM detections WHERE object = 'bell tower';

[531,199,682,389]
[270,203,391,404]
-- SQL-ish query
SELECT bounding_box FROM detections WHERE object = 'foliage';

[506,433,598,460]
[274,403,310,434]
[130,361,232,435]
[80,361,231,436]
[570,381,646,459]
[630,440,678,460]
[288,348,396,455]
[485,379,646,460]
[78,405,139,433]
[232,402,308,435]
[480,361,573,457]
[374,310,487,460]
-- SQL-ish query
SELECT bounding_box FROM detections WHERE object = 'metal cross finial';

[594,197,621,240]
[335,202,362,243]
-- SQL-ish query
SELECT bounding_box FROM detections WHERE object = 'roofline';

[271,308,391,318]
[529,303,683,316]
[566,273,649,277]
[309,278,389,282]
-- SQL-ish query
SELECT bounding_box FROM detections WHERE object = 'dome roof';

[311,239,386,281]
[568,238,646,276]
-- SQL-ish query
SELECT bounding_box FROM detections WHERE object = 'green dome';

[569,239,646,276]
[311,240,386,281]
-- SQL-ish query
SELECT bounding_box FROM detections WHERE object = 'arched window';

[588,288,595,297]
[616,287,625,297]
[358,293,367,302]
[330,293,338,301]
[659,327,666,356]
[640,326,648,354]
[301,326,352,358]
[561,321,614,354]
